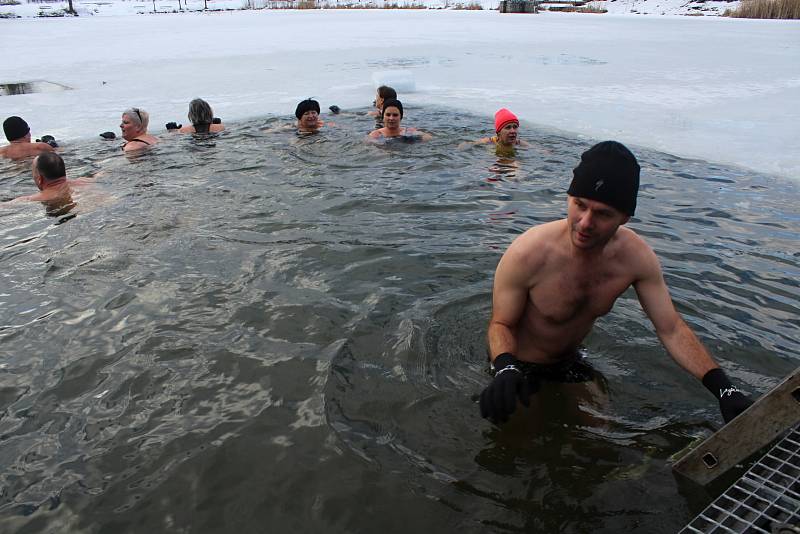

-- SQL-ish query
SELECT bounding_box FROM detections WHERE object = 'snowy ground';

[0,8,798,178]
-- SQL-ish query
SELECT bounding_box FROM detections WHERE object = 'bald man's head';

[33,152,66,182]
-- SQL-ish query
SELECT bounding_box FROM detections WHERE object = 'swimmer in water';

[480,141,753,426]
[120,108,158,153]
[0,116,56,160]
[464,108,530,155]
[369,85,397,119]
[295,98,327,134]
[3,152,91,215]
[175,98,225,134]
[368,99,432,141]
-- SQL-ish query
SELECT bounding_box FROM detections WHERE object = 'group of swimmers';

[1,85,528,208]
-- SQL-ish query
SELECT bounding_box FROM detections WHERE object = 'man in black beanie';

[480,140,752,427]
[0,116,55,160]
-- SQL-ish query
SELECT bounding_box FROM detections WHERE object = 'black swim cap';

[3,116,30,141]
[295,99,320,119]
[382,98,403,118]
[568,141,640,216]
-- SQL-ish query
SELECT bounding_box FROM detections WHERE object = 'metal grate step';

[681,424,800,533]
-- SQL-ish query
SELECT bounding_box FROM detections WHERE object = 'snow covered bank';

[0,0,747,18]
[1,10,798,178]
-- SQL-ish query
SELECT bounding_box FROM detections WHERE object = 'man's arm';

[487,243,533,361]
[633,246,717,378]
[480,241,538,422]
[633,243,754,422]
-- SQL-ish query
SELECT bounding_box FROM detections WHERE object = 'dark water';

[0,108,798,533]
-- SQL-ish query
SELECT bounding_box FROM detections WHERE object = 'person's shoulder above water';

[170,98,225,134]
[368,99,432,142]
[177,122,224,134]
[1,116,56,160]
[3,152,91,205]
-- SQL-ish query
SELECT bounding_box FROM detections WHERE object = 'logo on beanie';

[594,179,604,191]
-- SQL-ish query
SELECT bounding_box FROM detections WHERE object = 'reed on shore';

[724,0,800,19]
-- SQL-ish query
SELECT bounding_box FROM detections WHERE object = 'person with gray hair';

[166,98,225,134]
[120,107,158,152]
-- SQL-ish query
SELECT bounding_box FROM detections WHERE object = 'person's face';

[375,92,383,110]
[497,122,519,145]
[299,109,319,129]
[383,107,402,129]
[567,195,629,250]
[119,114,143,140]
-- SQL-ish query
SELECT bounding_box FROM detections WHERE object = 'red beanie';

[494,108,518,133]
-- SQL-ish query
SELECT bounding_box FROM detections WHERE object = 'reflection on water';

[0,108,798,533]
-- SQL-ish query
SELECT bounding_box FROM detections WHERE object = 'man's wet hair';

[123,107,149,130]
[377,86,397,100]
[35,152,66,181]
[188,98,214,126]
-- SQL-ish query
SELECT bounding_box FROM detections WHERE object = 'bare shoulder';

[615,226,660,275]
[34,142,55,152]
[210,123,225,133]
[368,129,384,139]
[504,220,565,269]
[178,125,194,133]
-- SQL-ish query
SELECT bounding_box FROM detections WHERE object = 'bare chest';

[530,263,632,325]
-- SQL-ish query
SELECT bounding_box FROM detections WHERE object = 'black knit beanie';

[567,141,640,216]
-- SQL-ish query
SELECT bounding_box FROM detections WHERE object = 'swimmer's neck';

[384,125,403,136]
[39,177,68,191]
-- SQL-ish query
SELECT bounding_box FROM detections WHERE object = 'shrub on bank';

[724,0,800,18]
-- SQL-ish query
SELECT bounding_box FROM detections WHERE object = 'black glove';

[165,122,182,130]
[479,353,535,423]
[328,105,341,114]
[99,131,116,140]
[702,368,754,424]
[37,135,58,147]
[212,117,221,124]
